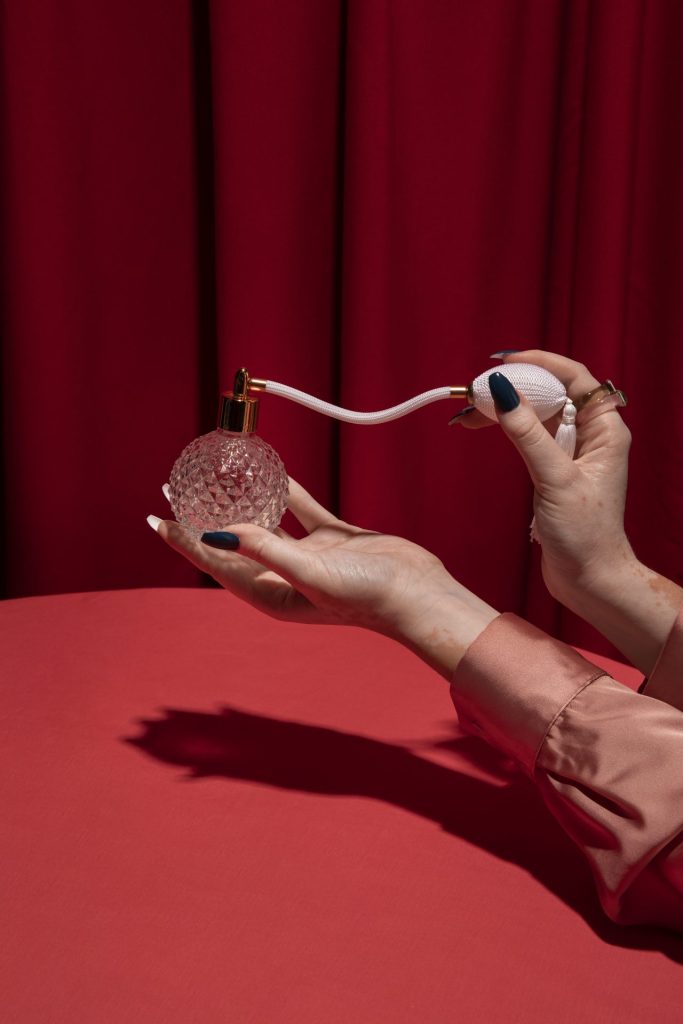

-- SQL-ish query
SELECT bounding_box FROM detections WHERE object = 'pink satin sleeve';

[451,613,683,930]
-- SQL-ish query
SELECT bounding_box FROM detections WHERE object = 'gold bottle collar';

[218,368,260,433]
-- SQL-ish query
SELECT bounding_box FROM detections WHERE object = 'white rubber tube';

[263,363,567,424]
[263,381,453,424]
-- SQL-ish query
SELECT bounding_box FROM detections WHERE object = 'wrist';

[381,580,499,682]
[555,551,683,674]
[555,538,636,611]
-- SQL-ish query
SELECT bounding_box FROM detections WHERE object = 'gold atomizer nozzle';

[218,367,261,433]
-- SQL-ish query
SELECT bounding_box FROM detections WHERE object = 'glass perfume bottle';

[168,368,289,537]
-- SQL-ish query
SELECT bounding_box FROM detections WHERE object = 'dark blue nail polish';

[448,405,476,425]
[489,349,519,359]
[489,372,520,413]
[201,531,240,550]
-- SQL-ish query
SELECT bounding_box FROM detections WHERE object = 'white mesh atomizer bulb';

[166,362,577,537]
[470,362,579,494]
[467,363,570,424]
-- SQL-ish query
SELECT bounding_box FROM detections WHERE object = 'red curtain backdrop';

[2,0,682,656]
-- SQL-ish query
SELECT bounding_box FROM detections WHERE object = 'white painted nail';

[147,515,163,532]
[162,483,171,503]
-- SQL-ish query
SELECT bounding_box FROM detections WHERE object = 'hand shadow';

[123,703,683,963]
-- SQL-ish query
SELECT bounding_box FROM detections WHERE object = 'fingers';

[156,477,334,581]
[149,513,316,594]
[147,517,313,621]
[456,351,601,432]
[162,476,336,537]
[219,521,315,587]
[150,518,233,578]
[285,477,338,533]
[449,406,491,431]
[498,350,600,400]
[574,400,632,459]
[494,351,630,457]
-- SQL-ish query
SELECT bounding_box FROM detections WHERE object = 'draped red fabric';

[1,1,682,656]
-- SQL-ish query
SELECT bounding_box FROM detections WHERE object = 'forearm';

[559,554,683,676]
[379,547,683,684]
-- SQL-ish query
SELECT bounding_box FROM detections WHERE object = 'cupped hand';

[464,350,634,607]
[149,478,459,640]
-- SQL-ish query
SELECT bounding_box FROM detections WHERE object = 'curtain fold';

[2,0,681,657]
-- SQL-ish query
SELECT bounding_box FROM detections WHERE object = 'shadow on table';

[123,703,683,963]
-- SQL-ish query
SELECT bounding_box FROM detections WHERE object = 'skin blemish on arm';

[648,574,683,613]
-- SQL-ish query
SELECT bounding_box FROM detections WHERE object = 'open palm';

[154,478,453,635]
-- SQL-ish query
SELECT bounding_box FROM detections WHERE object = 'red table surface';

[1,588,682,1023]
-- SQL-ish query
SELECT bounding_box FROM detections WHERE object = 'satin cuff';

[450,612,606,775]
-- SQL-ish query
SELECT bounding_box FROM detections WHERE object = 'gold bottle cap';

[218,368,260,433]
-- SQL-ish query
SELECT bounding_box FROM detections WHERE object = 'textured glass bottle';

[168,369,288,537]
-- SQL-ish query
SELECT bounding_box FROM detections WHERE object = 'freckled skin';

[648,574,683,611]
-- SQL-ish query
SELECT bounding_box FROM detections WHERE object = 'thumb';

[488,372,576,491]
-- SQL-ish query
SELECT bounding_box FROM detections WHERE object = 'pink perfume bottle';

[168,369,288,537]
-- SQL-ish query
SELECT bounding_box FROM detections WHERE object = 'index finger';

[501,350,600,399]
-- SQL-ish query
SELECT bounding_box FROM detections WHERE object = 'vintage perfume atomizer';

[167,362,626,538]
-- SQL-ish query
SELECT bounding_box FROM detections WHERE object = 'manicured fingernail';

[162,483,171,503]
[201,531,240,550]
[489,372,520,413]
[489,349,519,359]
[448,405,476,425]
[147,515,163,532]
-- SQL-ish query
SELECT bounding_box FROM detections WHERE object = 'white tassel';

[530,398,577,543]
[553,398,577,458]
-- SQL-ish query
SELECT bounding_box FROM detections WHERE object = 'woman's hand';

[461,350,682,672]
[464,350,633,605]
[148,478,498,680]
[151,478,453,633]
